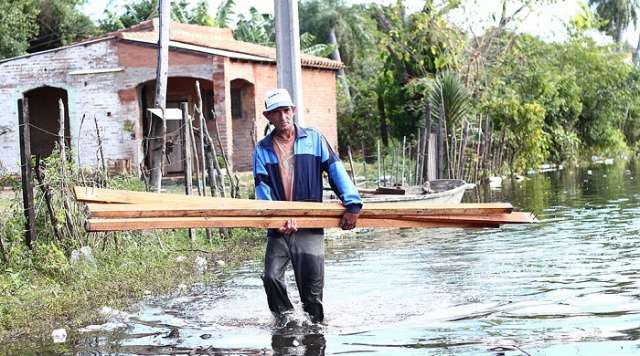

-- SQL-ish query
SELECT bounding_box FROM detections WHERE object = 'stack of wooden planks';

[74,186,538,232]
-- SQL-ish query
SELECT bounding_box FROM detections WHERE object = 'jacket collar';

[260,124,308,149]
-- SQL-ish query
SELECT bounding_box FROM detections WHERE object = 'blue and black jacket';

[253,125,362,235]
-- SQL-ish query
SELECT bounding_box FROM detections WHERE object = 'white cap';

[264,88,294,112]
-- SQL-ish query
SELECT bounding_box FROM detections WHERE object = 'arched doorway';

[23,86,70,158]
[138,77,215,175]
[230,79,256,172]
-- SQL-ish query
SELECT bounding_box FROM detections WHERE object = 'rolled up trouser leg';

[262,235,294,314]
[289,229,325,322]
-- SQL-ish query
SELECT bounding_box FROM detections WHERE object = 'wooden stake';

[376,139,381,187]
[401,136,406,186]
[361,140,367,187]
[458,120,469,179]
[422,99,431,182]
[473,114,482,183]
[211,110,238,197]
[415,128,422,185]
[347,146,356,184]
[392,144,397,186]
[189,108,203,196]
[181,103,195,243]
[93,116,107,180]
[195,82,207,195]
[58,100,77,240]
[35,157,64,242]
[18,98,35,250]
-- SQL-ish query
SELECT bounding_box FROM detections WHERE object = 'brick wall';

[0,39,132,174]
[0,38,339,176]
[224,60,338,172]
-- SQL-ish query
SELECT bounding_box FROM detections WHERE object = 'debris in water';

[164,328,180,338]
[195,256,207,273]
[51,328,67,343]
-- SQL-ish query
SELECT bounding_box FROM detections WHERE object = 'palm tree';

[299,0,373,113]
[428,72,472,179]
[589,0,638,49]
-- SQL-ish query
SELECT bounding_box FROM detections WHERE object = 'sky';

[81,0,639,48]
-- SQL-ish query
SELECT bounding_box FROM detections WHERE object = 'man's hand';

[340,212,360,230]
[278,218,298,236]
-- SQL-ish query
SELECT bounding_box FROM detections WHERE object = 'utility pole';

[274,0,304,125]
[151,0,170,191]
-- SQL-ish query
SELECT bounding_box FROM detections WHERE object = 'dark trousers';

[262,229,325,322]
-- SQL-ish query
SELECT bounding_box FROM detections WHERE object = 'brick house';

[0,19,342,175]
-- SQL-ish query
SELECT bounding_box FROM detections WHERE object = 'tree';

[28,0,97,53]
[589,0,638,48]
[0,0,39,59]
[234,7,275,46]
[99,0,215,32]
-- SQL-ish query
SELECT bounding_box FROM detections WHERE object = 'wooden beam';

[400,212,537,224]
[85,216,499,232]
[85,201,514,219]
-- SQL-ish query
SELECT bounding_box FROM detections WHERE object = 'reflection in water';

[272,331,326,356]
[6,160,640,355]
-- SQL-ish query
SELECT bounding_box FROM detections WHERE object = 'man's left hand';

[340,211,360,230]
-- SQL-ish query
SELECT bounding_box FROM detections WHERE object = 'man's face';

[264,106,296,132]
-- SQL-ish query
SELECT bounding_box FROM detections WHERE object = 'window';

[231,87,242,119]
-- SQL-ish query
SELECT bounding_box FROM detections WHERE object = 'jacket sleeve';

[319,133,362,213]
[253,146,273,201]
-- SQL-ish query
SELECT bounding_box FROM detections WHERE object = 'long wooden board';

[85,217,500,231]
[85,201,514,219]
[400,212,537,224]
[74,186,235,204]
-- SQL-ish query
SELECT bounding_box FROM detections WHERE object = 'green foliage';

[214,0,235,28]
[99,0,215,32]
[32,243,69,278]
[429,71,472,129]
[0,0,39,59]
[0,0,95,59]
[588,0,638,45]
[29,0,97,53]
[234,7,274,45]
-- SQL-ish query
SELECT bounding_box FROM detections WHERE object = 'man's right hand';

[278,218,298,236]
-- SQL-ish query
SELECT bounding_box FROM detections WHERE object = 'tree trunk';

[328,27,352,115]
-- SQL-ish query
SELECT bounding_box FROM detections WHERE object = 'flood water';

[10,160,640,355]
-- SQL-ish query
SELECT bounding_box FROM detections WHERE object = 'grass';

[0,227,265,346]
[0,163,266,346]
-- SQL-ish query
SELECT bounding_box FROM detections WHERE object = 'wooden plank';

[85,201,514,219]
[399,212,537,224]
[73,186,238,204]
[75,187,514,215]
[85,217,499,232]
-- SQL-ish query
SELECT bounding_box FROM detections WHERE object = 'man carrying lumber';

[253,88,362,325]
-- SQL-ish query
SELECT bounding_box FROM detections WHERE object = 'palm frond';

[215,0,235,28]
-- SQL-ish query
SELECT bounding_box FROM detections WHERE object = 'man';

[253,88,362,324]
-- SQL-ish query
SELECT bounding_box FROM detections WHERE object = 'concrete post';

[274,0,304,125]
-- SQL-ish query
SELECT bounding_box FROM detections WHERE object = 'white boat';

[326,179,468,204]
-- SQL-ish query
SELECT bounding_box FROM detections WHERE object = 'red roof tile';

[114,19,343,70]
